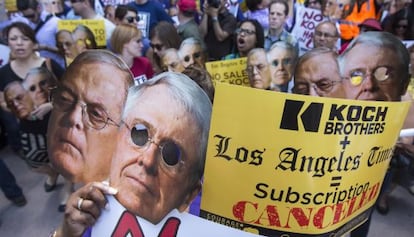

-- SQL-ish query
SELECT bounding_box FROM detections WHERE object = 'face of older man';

[47,62,126,183]
[110,84,200,224]
[294,53,345,98]
[247,50,271,89]
[342,44,406,101]
[5,83,34,119]
[179,44,204,69]
[268,47,295,86]
[161,50,184,72]
[23,72,50,106]
[313,23,338,50]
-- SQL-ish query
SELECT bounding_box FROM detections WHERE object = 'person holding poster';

[338,31,410,237]
[293,47,345,97]
[47,50,134,184]
[246,48,272,90]
[51,72,212,237]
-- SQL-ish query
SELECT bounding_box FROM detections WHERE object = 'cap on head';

[358,18,383,31]
[177,0,197,12]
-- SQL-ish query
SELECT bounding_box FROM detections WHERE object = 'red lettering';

[254,205,282,227]
[111,211,144,237]
[285,207,313,228]
[233,201,258,223]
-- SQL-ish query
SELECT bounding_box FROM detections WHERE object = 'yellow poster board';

[5,0,17,12]
[205,58,250,87]
[57,19,106,48]
[200,83,410,236]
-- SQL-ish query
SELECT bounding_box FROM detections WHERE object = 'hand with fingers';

[54,182,118,237]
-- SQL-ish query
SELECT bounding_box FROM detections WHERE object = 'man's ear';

[177,180,201,212]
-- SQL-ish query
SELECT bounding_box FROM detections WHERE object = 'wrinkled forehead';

[248,51,267,64]
[5,84,26,98]
[268,47,293,60]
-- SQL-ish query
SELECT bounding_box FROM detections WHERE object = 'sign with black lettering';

[200,83,410,236]
[205,58,250,87]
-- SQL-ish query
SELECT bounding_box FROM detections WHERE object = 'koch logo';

[280,100,323,132]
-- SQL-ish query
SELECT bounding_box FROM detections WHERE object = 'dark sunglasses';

[130,124,182,167]
[29,79,48,92]
[396,24,408,29]
[23,13,36,19]
[70,0,84,3]
[125,16,140,23]
[183,52,201,62]
[150,43,164,51]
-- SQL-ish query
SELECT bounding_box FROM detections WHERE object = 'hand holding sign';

[55,181,118,237]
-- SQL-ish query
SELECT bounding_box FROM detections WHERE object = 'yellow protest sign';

[57,19,106,48]
[200,83,410,236]
[205,58,250,87]
[5,0,17,12]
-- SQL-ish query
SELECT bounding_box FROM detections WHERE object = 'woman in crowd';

[114,4,140,25]
[0,22,64,154]
[224,19,264,59]
[147,21,182,74]
[385,8,414,40]
[111,24,154,85]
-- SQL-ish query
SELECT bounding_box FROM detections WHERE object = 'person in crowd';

[0,22,64,154]
[47,50,134,184]
[322,0,346,20]
[17,0,64,68]
[313,21,339,51]
[293,47,345,97]
[70,0,115,43]
[224,19,264,59]
[104,4,116,24]
[4,81,59,193]
[182,65,215,102]
[176,0,205,49]
[178,37,206,69]
[338,31,410,237]
[147,21,182,74]
[384,7,414,40]
[110,24,154,85]
[71,24,98,53]
[264,0,297,50]
[0,159,27,207]
[160,48,185,73]
[199,0,237,60]
[267,41,298,92]
[51,72,212,237]
[338,0,382,44]
[127,0,174,37]
[113,4,140,26]
[244,0,271,31]
[304,0,323,10]
[55,29,78,66]
[246,48,272,90]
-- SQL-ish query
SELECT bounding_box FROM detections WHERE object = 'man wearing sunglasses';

[47,50,134,184]
[52,72,212,237]
[338,32,410,237]
[267,41,298,92]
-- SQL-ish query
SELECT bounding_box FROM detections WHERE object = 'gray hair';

[23,67,57,89]
[178,37,203,58]
[63,50,134,104]
[122,72,212,183]
[247,47,267,59]
[267,41,299,65]
[338,32,410,85]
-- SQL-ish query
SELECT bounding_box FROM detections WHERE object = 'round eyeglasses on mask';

[348,66,392,86]
[130,124,183,167]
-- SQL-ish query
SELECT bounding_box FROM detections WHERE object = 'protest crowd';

[0,0,414,236]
